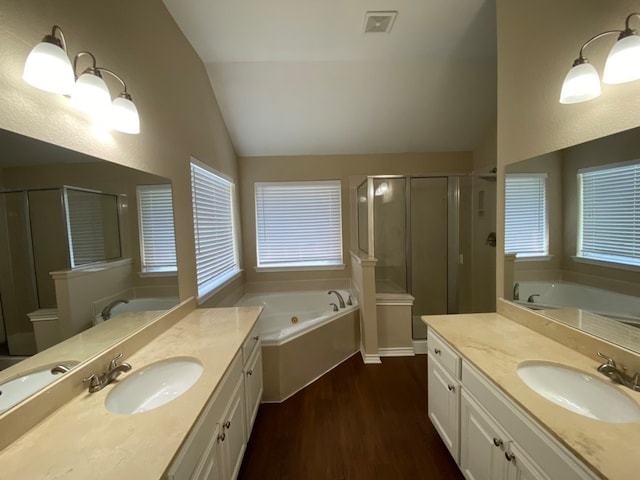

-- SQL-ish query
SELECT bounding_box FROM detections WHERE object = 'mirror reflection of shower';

[0,187,122,363]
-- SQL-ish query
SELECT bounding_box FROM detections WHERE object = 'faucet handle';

[597,352,617,367]
[109,353,124,370]
[83,373,103,391]
[347,295,353,306]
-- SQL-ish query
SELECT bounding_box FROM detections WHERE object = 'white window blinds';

[190,160,239,299]
[255,180,343,268]
[505,174,548,257]
[137,184,177,272]
[578,162,640,267]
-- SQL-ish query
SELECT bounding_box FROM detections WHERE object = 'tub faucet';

[328,290,345,308]
[101,299,129,321]
[83,353,132,393]
[513,282,520,301]
[596,352,640,391]
[330,303,339,312]
[527,294,540,303]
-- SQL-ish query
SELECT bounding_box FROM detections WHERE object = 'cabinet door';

[193,424,222,480]
[244,344,263,437]
[219,376,247,480]
[460,391,508,480]
[427,353,460,462]
[506,442,550,480]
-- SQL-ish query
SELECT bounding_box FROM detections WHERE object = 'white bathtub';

[235,290,358,345]
[515,281,640,323]
[94,297,180,324]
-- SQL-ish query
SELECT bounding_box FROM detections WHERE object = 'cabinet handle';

[505,452,515,462]
[224,420,231,429]
[217,432,226,442]
[447,384,455,392]
[247,369,253,376]
[434,348,441,355]
[492,437,503,447]
[252,335,259,341]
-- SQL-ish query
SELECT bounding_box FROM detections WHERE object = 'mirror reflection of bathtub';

[0,128,180,414]
[505,126,640,354]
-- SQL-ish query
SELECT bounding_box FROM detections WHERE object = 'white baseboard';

[379,347,415,357]
[360,345,382,364]
[413,339,428,355]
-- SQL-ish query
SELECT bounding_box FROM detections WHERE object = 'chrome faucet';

[101,299,129,321]
[596,352,640,391]
[328,290,345,308]
[527,294,540,303]
[513,282,519,301]
[83,353,132,393]
[50,365,72,375]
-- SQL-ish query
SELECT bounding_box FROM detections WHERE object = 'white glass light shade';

[110,96,140,134]
[559,62,601,104]
[603,34,640,84]
[23,42,74,95]
[70,72,111,117]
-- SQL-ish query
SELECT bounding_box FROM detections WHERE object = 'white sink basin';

[0,361,79,413]
[105,357,203,415]
[517,361,640,423]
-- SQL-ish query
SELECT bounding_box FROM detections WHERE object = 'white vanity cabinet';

[242,323,263,436]
[427,327,599,480]
[166,351,247,480]
[427,331,461,462]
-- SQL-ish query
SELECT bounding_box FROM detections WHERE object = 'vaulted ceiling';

[163,0,496,157]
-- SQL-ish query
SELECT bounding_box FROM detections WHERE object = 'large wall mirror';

[504,126,640,354]
[0,128,179,414]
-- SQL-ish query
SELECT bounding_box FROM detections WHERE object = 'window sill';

[572,256,640,272]
[138,268,178,278]
[513,255,553,262]
[196,270,243,305]
[255,264,346,273]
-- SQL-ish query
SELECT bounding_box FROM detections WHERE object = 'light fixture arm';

[73,50,100,78]
[96,67,130,97]
[46,25,68,53]
[575,30,622,65]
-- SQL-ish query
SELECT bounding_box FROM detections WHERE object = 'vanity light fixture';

[560,13,640,104]
[23,25,140,134]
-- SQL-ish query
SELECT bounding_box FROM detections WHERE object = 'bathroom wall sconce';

[560,13,640,104]
[22,25,140,134]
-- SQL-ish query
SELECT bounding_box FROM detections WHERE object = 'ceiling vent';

[363,11,398,34]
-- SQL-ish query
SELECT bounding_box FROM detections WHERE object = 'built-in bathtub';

[235,290,360,402]
[515,281,640,324]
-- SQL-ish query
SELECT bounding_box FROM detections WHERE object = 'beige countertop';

[423,312,640,480]
[0,306,262,480]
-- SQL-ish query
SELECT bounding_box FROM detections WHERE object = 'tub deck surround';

[0,306,263,480]
[422,313,640,480]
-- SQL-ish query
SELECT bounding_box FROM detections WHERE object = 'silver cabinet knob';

[224,420,231,429]
[247,369,253,376]
[252,335,259,341]
[493,437,503,447]
[434,348,441,355]
[217,432,226,442]
[505,451,515,462]
[447,384,455,392]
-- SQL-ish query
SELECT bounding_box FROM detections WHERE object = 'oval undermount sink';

[517,361,640,423]
[0,361,79,413]
[105,357,203,415]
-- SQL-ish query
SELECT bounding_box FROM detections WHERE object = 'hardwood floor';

[239,353,463,480]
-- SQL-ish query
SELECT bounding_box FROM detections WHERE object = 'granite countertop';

[423,313,640,480]
[0,306,262,480]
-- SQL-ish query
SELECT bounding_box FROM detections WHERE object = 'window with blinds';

[504,174,548,257]
[190,160,239,299]
[255,180,343,269]
[578,161,640,267]
[137,184,177,273]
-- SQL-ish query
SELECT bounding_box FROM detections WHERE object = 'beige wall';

[239,153,472,286]
[0,0,238,303]
[496,0,640,296]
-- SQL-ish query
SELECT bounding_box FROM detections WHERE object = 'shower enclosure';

[357,175,476,340]
[0,187,121,357]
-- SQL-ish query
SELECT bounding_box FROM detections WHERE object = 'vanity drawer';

[428,329,461,379]
[242,321,261,364]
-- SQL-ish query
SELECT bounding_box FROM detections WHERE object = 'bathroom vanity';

[423,312,640,480]
[0,306,263,480]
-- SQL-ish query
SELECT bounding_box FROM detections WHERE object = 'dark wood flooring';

[238,354,464,480]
